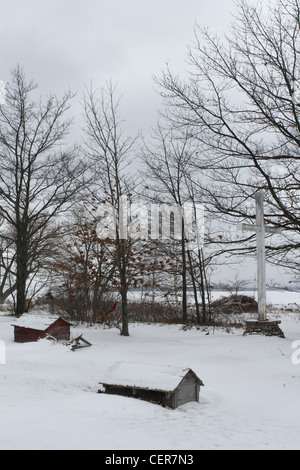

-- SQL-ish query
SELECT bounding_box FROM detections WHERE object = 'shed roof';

[100,361,204,393]
[12,314,72,331]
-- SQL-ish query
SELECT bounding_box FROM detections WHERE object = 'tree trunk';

[15,241,28,316]
[198,249,207,324]
[120,288,129,336]
[187,250,201,325]
[181,222,188,323]
[117,239,130,336]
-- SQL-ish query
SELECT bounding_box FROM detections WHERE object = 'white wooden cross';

[239,192,281,321]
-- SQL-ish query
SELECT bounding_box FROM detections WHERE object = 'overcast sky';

[0,0,238,137]
[0,0,290,285]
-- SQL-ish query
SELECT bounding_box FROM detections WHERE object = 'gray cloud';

[0,0,237,136]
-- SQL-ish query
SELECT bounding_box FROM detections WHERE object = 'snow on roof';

[100,361,203,392]
[12,314,66,331]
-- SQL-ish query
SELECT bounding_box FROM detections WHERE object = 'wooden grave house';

[12,315,72,343]
[99,362,204,409]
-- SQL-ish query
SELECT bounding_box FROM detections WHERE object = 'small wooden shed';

[99,362,204,409]
[12,314,72,343]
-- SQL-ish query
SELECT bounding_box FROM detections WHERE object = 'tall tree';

[141,125,209,323]
[157,0,300,271]
[141,126,193,322]
[0,66,86,316]
[83,82,138,336]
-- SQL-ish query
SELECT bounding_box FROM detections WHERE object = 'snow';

[100,362,203,392]
[11,314,63,330]
[1,291,300,450]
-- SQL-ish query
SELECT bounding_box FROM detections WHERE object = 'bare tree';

[82,81,139,336]
[141,125,193,322]
[157,0,300,271]
[0,66,86,316]
[140,124,211,323]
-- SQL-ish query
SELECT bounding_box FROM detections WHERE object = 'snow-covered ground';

[1,291,300,450]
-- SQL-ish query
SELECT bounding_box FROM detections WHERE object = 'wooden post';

[238,192,285,337]
[255,192,267,321]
